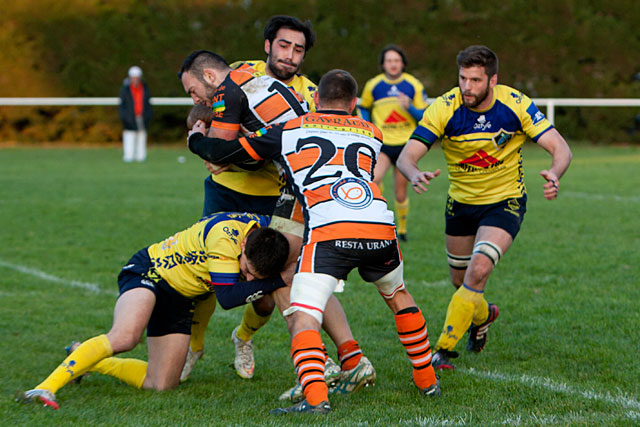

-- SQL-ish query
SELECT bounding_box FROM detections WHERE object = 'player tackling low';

[188,69,441,414]
[397,45,572,369]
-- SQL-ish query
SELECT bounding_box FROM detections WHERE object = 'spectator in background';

[119,66,152,162]
[359,45,429,242]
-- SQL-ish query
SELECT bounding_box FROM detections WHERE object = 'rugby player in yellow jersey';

[359,45,429,241]
[397,45,572,369]
[18,213,289,409]
[179,16,375,399]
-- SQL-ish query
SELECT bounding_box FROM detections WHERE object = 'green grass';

[0,144,638,426]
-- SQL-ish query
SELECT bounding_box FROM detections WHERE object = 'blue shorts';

[380,144,405,165]
[445,195,527,239]
[202,175,279,217]
[117,249,195,337]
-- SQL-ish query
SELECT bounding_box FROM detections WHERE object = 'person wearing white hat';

[118,66,152,162]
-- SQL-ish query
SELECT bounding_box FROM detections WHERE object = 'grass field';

[0,144,638,426]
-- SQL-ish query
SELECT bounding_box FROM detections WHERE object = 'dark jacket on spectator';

[118,78,153,130]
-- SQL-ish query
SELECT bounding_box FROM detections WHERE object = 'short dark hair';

[244,227,289,278]
[456,45,499,77]
[187,103,214,129]
[178,50,228,83]
[379,44,407,70]
[264,15,316,52]
[317,69,357,106]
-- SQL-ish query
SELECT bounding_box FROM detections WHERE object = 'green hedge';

[2,0,639,143]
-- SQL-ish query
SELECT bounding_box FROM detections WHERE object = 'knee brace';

[373,262,406,299]
[283,272,337,324]
[473,241,503,266]
[447,251,472,270]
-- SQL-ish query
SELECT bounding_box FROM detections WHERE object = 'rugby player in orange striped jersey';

[178,18,374,396]
[189,69,441,414]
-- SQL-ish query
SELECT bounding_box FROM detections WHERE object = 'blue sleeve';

[359,107,371,122]
[407,104,425,122]
[214,276,286,310]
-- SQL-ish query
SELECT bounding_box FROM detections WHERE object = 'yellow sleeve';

[412,81,429,110]
[360,79,375,109]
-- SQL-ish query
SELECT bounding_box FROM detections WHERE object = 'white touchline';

[563,191,640,203]
[461,367,640,411]
[400,410,638,426]
[1,259,246,321]
[411,279,450,288]
[0,259,116,296]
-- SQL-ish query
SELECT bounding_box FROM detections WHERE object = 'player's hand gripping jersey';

[410,85,553,204]
[146,212,270,298]
[208,63,309,196]
[190,111,396,244]
[360,73,428,145]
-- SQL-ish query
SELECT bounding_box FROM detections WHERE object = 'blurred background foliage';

[1,0,639,144]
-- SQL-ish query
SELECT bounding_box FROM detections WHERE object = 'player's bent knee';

[106,331,141,353]
[473,241,502,266]
[252,295,275,316]
[373,262,405,299]
[144,376,180,391]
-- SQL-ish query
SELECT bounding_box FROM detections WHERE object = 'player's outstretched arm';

[397,139,441,194]
[536,128,573,200]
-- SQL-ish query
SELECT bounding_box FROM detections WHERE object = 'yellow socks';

[395,198,409,236]
[91,357,147,389]
[236,303,272,342]
[189,293,217,353]
[435,284,487,351]
[472,292,489,326]
[36,334,113,393]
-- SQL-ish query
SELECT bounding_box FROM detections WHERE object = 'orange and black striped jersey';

[234,111,396,245]
[230,60,317,112]
[208,63,309,196]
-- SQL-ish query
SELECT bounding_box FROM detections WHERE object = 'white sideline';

[0,259,115,295]
[0,258,240,319]
[563,191,640,203]
[461,367,640,410]
[399,411,638,426]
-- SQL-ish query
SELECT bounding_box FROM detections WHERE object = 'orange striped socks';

[394,307,437,389]
[290,329,328,405]
[337,340,363,370]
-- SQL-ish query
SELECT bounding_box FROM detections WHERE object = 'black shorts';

[202,175,279,217]
[380,144,405,165]
[117,249,195,337]
[445,195,527,239]
[298,238,402,282]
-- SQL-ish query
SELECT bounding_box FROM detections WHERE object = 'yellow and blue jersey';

[231,60,317,111]
[411,85,553,205]
[360,73,428,145]
[147,212,270,298]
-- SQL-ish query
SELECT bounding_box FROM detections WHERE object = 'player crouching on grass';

[17,212,288,409]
